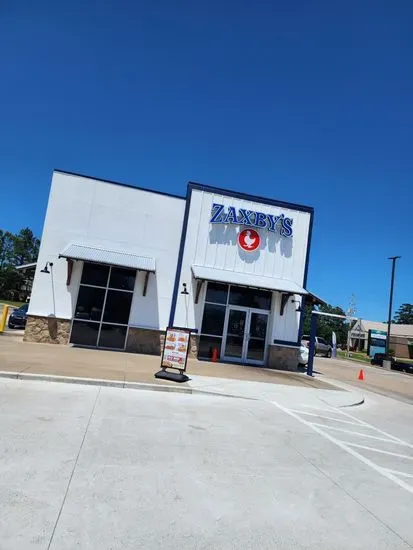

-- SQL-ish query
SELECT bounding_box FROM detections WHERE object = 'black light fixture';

[40,261,53,274]
[291,298,302,313]
[180,282,189,295]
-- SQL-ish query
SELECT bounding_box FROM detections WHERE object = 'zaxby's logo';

[238,229,260,251]
[210,203,293,237]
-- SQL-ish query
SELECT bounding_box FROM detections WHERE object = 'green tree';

[12,228,40,265]
[0,230,14,270]
[302,302,348,345]
[393,303,413,324]
[0,227,40,300]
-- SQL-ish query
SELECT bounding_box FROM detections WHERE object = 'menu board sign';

[161,328,191,372]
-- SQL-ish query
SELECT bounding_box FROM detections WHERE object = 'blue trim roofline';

[54,169,186,201]
[188,181,314,214]
[273,339,301,347]
[303,210,314,288]
[296,207,314,342]
[168,185,193,327]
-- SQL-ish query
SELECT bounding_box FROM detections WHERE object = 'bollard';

[0,305,10,333]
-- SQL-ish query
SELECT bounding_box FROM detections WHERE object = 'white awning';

[191,265,308,295]
[59,243,155,272]
[16,262,37,270]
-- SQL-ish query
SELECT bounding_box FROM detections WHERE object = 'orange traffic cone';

[212,348,219,362]
[358,369,364,381]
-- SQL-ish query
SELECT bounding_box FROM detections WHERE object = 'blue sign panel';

[367,329,387,358]
[210,203,293,237]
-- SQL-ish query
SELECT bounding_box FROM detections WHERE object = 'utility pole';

[346,294,356,357]
[386,256,401,355]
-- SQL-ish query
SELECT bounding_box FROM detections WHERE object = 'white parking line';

[383,468,413,479]
[288,410,370,426]
[322,406,413,449]
[271,399,413,495]
[340,442,413,461]
[309,422,401,444]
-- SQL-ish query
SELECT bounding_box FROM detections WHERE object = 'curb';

[0,371,246,399]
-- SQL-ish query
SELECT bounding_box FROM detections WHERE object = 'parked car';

[8,303,29,329]
[371,354,413,374]
[298,343,309,366]
[301,335,332,357]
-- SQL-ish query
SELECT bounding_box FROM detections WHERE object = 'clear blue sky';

[1,1,412,321]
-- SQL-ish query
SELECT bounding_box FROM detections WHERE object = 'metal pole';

[307,312,317,377]
[386,256,401,355]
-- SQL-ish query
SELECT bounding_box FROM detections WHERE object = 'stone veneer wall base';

[268,345,299,371]
[126,327,199,358]
[24,315,71,345]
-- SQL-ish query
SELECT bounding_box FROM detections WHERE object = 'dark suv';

[8,303,29,329]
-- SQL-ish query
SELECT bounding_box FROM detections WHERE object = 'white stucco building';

[26,170,316,370]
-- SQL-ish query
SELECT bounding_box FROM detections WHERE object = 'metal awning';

[16,262,37,271]
[191,265,308,295]
[59,243,156,272]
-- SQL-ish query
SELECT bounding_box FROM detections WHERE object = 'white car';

[298,343,309,366]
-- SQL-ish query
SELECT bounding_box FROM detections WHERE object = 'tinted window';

[201,304,226,336]
[229,287,271,309]
[109,267,136,291]
[103,290,133,325]
[205,282,228,304]
[19,304,29,313]
[98,324,127,349]
[70,321,100,347]
[198,335,222,360]
[74,287,105,321]
[81,263,110,287]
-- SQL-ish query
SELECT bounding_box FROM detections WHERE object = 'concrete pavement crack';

[46,386,102,550]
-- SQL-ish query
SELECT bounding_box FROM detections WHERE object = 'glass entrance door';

[222,307,269,365]
[223,308,247,361]
[246,311,269,364]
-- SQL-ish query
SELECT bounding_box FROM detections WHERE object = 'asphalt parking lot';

[1,378,412,549]
[314,356,413,404]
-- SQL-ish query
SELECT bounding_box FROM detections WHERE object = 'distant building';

[350,319,413,358]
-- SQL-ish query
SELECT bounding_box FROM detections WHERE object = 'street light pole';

[386,256,401,355]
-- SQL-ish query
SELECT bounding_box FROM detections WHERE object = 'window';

[229,287,271,309]
[198,335,222,360]
[205,282,228,304]
[71,262,136,350]
[81,263,110,287]
[103,290,133,325]
[109,267,136,291]
[201,304,226,336]
[74,287,105,321]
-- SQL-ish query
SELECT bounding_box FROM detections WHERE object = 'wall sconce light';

[180,282,189,295]
[291,299,302,313]
[40,262,54,274]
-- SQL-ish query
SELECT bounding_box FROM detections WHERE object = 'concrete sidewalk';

[0,338,365,407]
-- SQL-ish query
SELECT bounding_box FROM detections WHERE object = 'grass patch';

[337,350,371,363]
[396,357,413,364]
[0,300,25,308]
[337,350,413,364]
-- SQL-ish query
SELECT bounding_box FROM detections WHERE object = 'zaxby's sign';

[210,203,293,237]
